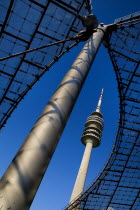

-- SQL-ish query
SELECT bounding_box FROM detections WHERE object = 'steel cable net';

[0,0,91,129]
[65,12,140,210]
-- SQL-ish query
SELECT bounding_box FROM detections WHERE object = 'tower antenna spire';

[96,88,104,112]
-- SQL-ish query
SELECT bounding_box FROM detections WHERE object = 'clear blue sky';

[0,1,139,209]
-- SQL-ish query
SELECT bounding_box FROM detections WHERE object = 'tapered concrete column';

[0,25,108,210]
[70,141,93,203]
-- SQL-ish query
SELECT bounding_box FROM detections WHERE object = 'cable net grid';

[0,0,91,129]
[65,12,140,210]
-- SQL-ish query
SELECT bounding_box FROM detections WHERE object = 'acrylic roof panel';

[0,0,90,129]
[65,12,140,210]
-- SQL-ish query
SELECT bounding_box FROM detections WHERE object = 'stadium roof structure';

[65,11,140,210]
[0,1,140,210]
[0,0,92,129]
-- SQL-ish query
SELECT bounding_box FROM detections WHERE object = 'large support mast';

[0,25,108,209]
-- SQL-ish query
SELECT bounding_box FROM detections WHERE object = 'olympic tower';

[70,89,104,203]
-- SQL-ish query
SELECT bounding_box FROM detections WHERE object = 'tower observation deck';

[81,88,104,148]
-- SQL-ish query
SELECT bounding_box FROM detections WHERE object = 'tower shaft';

[70,141,93,203]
